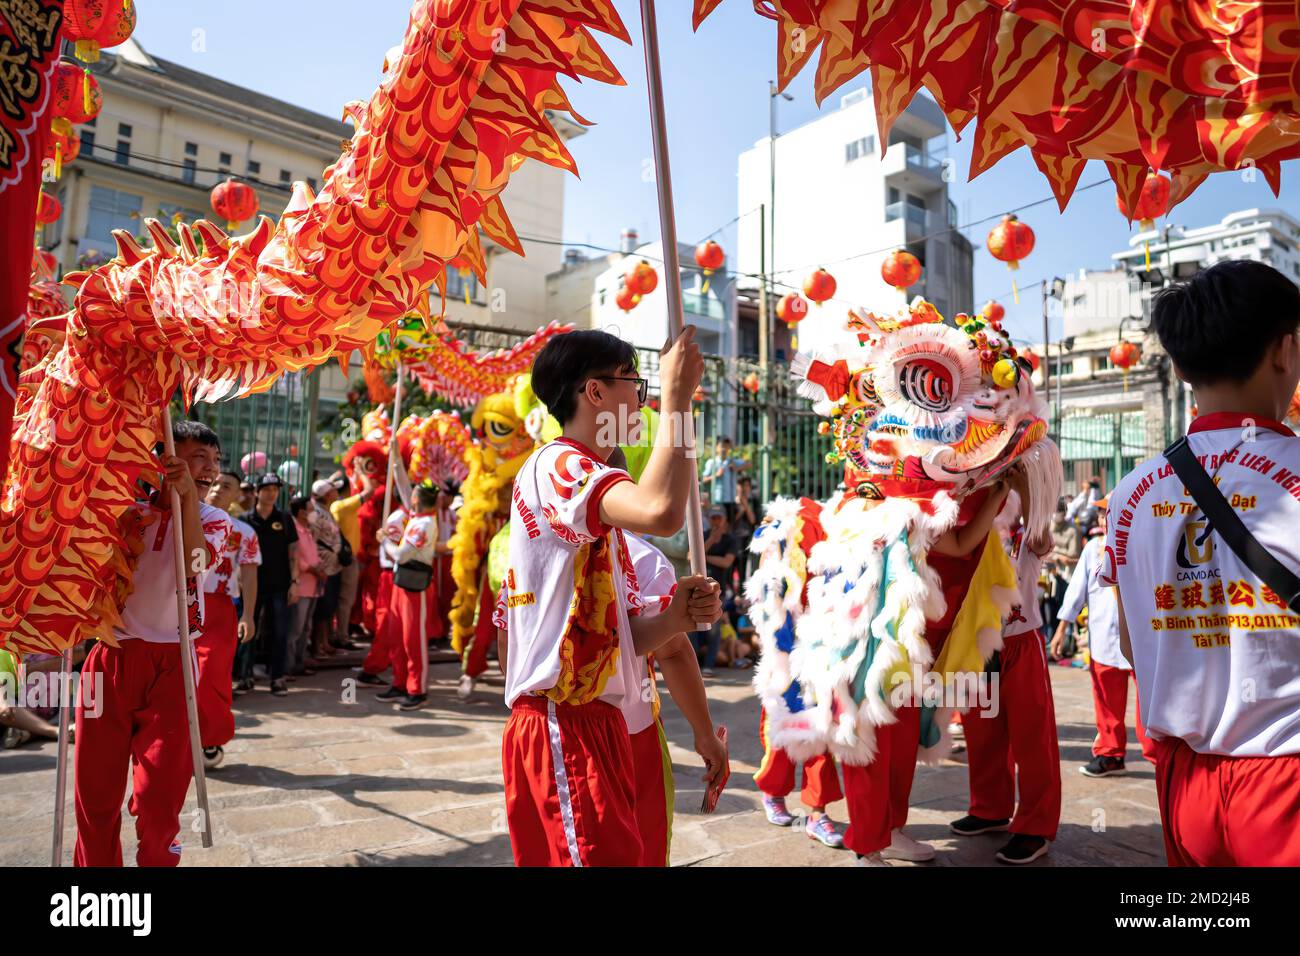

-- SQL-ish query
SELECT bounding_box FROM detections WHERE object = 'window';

[279,169,291,184]
[445,265,480,303]
[79,127,95,156]
[182,158,196,183]
[84,186,143,251]
[184,142,197,156]
[218,151,232,174]
[247,160,261,175]
[1051,359,1074,376]
[114,122,131,166]
[844,135,874,163]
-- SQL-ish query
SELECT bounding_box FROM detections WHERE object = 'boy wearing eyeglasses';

[497,327,723,866]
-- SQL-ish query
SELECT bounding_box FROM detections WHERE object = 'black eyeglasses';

[596,376,648,404]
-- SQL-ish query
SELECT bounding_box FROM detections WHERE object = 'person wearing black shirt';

[241,474,299,696]
[691,506,736,677]
[732,475,759,583]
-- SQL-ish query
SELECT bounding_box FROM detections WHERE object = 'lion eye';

[896,358,954,412]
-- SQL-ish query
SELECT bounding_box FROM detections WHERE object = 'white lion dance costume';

[748,300,1061,772]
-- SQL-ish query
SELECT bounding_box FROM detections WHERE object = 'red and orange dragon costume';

[0,0,630,656]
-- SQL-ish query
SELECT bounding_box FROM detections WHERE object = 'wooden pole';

[382,359,404,520]
[161,406,214,848]
[50,647,72,866]
[638,0,707,579]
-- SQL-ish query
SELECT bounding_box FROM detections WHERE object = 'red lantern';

[93,2,137,55]
[777,292,808,328]
[694,240,724,293]
[43,129,81,181]
[1023,350,1040,372]
[743,372,760,394]
[51,61,103,135]
[64,1,107,62]
[35,191,62,225]
[881,249,922,291]
[210,178,259,230]
[1117,172,1171,230]
[615,281,639,312]
[803,268,837,305]
[981,300,1005,325]
[1109,341,1141,370]
[626,259,658,296]
[987,215,1035,271]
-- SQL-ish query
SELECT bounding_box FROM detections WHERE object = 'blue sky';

[132,0,1297,345]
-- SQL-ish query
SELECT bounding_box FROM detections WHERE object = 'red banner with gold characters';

[0,0,64,481]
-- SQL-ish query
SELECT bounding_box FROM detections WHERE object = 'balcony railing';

[904,144,943,171]
[885,202,929,229]
[683,291,723,320]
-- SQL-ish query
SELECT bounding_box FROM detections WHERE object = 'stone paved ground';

[1,652,1164,867]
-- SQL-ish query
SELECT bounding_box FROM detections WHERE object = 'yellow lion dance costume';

[447,378,540,654]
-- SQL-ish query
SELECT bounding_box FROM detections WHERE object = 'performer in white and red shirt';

[359,502,407,686]
[496,327,718,867]
[74,421,232,868]
[197,471,262,768]
[386,484,438,710]
[1101,259,1300,866]
[952,469,1061,865]
[1054,502,1156,775]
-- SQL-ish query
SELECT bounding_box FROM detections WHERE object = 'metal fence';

[190,371,318,501]
[185,322,1166,510]
[1054,409,1161,493]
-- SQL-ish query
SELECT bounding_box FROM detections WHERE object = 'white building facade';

[735,87,973,354]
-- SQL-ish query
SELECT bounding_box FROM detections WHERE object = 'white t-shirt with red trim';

[1003,538,1045,638]
[500,438,636,708]
[1102,412,1300,757]
[203,516,262,600]
[395,513,437,565]
[380,506,409,570]
[116,500,232,644]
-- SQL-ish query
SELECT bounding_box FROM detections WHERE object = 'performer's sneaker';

[995,834,1050,865]
[762,795,795,827]
[854,852,890,867]
[1080,755,1126,777]
[882,828,936,862]
[457,675,476,701]
[949,814,1011,836]
[270,680,289,697]
[202,746,224,770]
[805,814,844,848]
[355,671,386,686]
[376,684,406,701]
[399,693,428,711]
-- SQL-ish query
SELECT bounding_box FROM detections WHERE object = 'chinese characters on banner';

[0,1,64,479]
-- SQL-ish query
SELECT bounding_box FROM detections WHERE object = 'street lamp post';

[1042,277,1065,441]
[764,81,792,501]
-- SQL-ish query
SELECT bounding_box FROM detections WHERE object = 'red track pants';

[753,710,843,808]
[461,582,496,679]
[964,630,1062,839]
[502,696,642,867]
[390,584,430,696]
[357,557,380,632]
[194,592,238,749]
[1089,659,1156,762]
[361,569,396,676]
[74,640,194,867]
[1155,737,1300,866]
[841,704,921,856]
[630,719,673,867]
